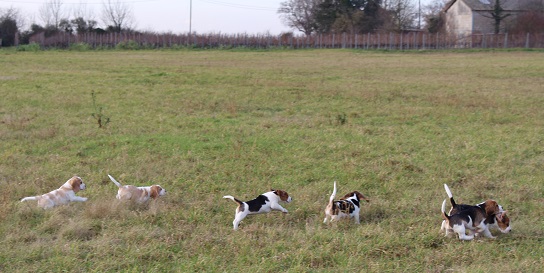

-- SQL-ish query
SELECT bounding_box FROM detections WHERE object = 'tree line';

[1,0,543,48]
[278,0,544,35]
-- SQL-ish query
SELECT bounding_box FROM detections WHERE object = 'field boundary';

[27,32,544,50]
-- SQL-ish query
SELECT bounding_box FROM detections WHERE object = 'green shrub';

[69,42,91,51]
[16,43,41,52]
[115,40,140,50]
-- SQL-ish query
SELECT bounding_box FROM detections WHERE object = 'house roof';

[444,0,533,12]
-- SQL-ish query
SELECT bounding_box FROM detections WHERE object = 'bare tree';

[38,0,66,28]
[478,0,512,34]
[278,0,320,35]
[72,2,97,34]
[384,0,418,32]
[422,0,449,33]
[0,7,22,46]
[101,0,134,32]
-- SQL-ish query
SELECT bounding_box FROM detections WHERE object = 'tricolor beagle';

[223,189,292,230]
[323,181,369,224]
[108,174,166,203]
[20,176,87,209]
[440,184,502,240]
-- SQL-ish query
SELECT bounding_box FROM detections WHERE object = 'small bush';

[69,42,91,51]
[16,43,41,52]
[116,40,140,50]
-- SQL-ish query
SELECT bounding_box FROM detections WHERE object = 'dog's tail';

[21,196,39,202]
[327,181,337,208]
[330,181,337,202]
[108,174,123,188]
[441,199,450,221]
[223,195,244,206]
[444,184,457,208]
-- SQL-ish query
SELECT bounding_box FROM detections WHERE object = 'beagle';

[108,174,166,203]
[323,181,369,224]
[440,184,501,240]
[20,176,87,209]
[223,189,292,230]
[441,184,511,236]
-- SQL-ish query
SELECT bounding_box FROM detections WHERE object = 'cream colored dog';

[21,176,87,209]
[108,174,166,203]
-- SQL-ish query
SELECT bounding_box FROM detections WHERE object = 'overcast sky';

[2,0,432,34]
[1,0,293,34]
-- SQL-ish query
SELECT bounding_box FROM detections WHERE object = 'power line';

[0,0,159,5]
[199,0,276,11]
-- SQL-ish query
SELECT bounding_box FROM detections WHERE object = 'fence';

[28,32,544,50]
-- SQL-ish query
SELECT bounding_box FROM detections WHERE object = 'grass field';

[1,48,543,272]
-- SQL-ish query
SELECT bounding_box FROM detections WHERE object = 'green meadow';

[1,49,543,272]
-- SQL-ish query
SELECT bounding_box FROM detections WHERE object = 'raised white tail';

[223,195,243,205]
[441,199,449,220]
[329,181,337,203]
[108,174,123,188]
[21,196,38,202]
[444,184,453,198]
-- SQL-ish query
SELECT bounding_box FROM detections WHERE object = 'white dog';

[223,189,292,230]
[21,176,87,209]
[323,181,369,224]
[108,174,166,203]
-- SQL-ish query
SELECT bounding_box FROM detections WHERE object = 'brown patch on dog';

[149,185,162,199]
[272,189,290,202]
[497,211,510,231]
[332,201,355,215]
[341,191,370,202]
[484,200,500,215]
[68,176,83,193]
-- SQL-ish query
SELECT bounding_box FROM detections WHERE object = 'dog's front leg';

[271,203,288,213]
[353,214,361,224]
[479,228,496,239]
[71,196,88,202]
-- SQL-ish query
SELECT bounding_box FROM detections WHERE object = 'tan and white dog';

[21,176,87,209]
[108,174,166,203]
[440,184,503,240]
[223,189,292,230]
[323,181,369,224]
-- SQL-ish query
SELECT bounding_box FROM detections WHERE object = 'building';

[444,0,542,36]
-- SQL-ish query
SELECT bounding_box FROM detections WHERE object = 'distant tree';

[278,0,320,35]
[39,0,66,29]
[72,2,98,34]
[478,0,512,34]
[423,0,448,33]
[359,0,385,33]
[383,0,418,32]
[59,18,73,34]
[0,7,20,46]
[510,0,544,34]
[101,0,134,32]
[313,0,385,34]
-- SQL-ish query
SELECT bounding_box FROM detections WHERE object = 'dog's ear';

[485,200,500,215]
[150,186,160,199]
[69,176,82,193]
[356,191,370,202]
[270,189,275,192]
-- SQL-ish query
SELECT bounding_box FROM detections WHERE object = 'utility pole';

[418,0,421,29]
[189,0,192,34]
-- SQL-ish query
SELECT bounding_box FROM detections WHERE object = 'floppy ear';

[70,177,82,193]
[149,186,161,199]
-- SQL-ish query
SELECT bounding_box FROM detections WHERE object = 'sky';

[1,0,433,35]
[1,0,293,34]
